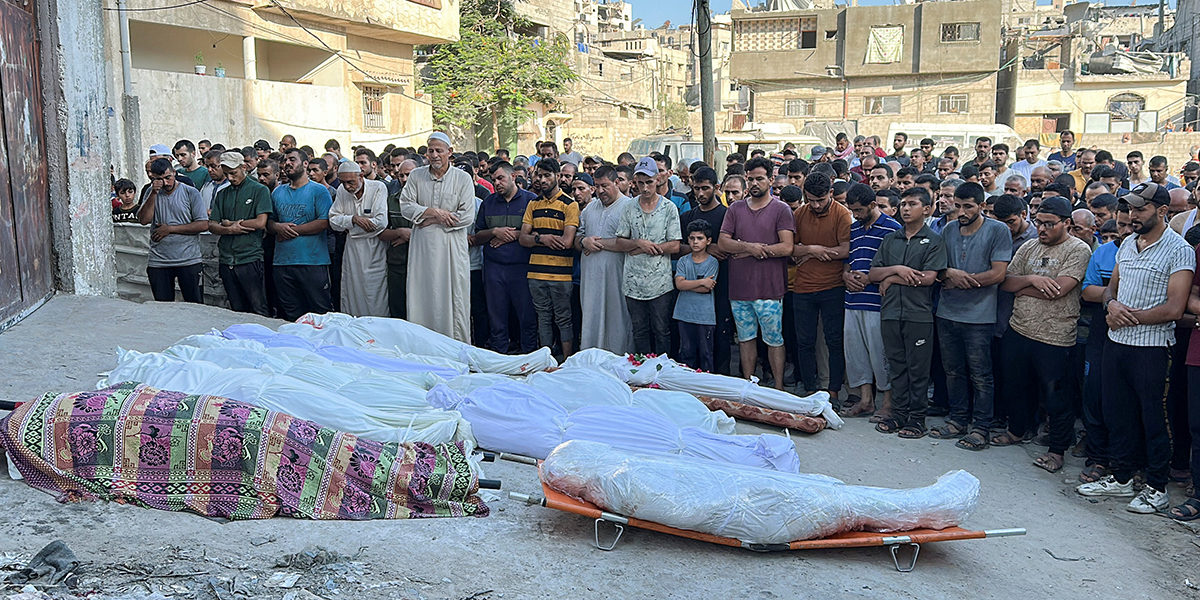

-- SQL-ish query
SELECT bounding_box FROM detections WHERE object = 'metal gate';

[0,0,53,329]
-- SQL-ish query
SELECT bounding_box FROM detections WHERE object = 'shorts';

[730,299,784,347]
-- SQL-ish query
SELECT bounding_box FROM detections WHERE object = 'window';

[799,17,817,49]
[620,106,629,118]
[362,86,385,129]
[937,94,969,114]
[785,98,815,117]
[824,30,838,41]
[620,70,632,81]
[941,23,980,42]
[865,26,903,64]
[863,95,900,115]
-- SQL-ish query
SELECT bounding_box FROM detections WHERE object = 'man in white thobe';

[398,132,476,341]
[576,166,633,354]
[330,161,389,317]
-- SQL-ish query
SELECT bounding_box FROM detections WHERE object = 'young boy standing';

[674,219,719,371]
[869,187,948,439]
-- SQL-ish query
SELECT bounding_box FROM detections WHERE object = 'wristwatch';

[1103,298,1114,311]
[534,233,542,245]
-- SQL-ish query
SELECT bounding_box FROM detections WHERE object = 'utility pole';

[1156,0,1165,38]
[697,0,716,165]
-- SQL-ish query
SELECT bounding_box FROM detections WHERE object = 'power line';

[104,0,210,11]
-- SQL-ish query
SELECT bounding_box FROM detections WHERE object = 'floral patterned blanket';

[0,382,488,520]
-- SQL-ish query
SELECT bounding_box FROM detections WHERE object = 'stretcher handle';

[0,401,20,411]
[478,479,502,490]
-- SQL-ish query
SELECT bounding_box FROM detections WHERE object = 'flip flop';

[839,402,874,418]
[1168,498,1200,522]
[1034,453,1064,474]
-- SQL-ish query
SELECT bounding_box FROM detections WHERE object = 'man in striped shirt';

[1079,182,1195,514]
[841,183,901,419]
[519,158,579,357]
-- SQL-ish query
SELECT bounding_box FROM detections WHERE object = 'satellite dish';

[1063,2,1090,25]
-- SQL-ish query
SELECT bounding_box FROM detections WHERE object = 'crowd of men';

[115,129,1200,522]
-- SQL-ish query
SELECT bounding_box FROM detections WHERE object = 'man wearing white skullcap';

[330,159,390,316]
[397,132,477,341]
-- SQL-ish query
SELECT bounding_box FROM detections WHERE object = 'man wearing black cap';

[254,139,272,161]
[1078,182,1195,514]
[995,196,1091,474]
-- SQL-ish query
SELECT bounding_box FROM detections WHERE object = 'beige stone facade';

[730,0,1004,136]
[105,0,455,182]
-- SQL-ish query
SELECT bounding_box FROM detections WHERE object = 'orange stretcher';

[508,482,1025,572]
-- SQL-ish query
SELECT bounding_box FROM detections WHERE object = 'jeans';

[881,320,934,427]
[999,330,1073,455]
[387,262,407,319]
[483,262,537,353]
[937,318,995,433]
[219,261,268,316]
[1082,325,1111,467]
[273,264,332,322]
[626,293,672,355]
[529,279,573,349]
[1168,330,1192,471]
[1187,366,1200,498]
[147,263,203,303]
[678,321,714,372]
[1104,341,1171,492]
[793,287,845,393]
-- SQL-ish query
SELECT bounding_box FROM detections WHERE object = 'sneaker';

[1126,487,1169,514]
[1076,475,1136,498]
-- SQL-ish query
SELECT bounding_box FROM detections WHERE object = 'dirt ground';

[1,295,1198,600]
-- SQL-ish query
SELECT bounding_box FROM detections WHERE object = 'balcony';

[253,0,458,45]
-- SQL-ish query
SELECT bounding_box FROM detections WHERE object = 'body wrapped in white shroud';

[541,440,980,544]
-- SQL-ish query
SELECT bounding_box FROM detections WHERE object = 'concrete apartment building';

[730,0,1003,135]
[1006,3,1188,140]
[512,0,698,158]
[106,0,458,183]
[655,16,737,112]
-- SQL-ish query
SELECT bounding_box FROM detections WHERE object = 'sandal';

[875,418,902,434]
[839,401,874,418]
[898,423,927,439]
[869,411,892,424]
[956,431,989,451]
[1078,464,1109,484]
[840,395,860,410]
[1034,452,1064,474]
[1168,498,1200,522]
[929,421,968,440]
[991,431,1028,447]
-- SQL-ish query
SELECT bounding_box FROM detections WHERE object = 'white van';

[885,123,1024,155]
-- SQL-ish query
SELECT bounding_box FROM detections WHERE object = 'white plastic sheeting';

[219,323,466,380]
[100,347,468,445]
[426,381,798,472]
[280,313,558,375]
[524,368,736,434]
[542,440,980,544]
[563,349,844,428]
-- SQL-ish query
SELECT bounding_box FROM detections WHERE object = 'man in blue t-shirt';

[841,183,900,420]
[269,148,334,322]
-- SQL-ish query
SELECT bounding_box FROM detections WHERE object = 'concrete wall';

[730,1,1001,78]
[1067,131,1200,170]
[916,0,1003,73]
[750,73,998,134]
[129,69,352,167]
[39,0,117,296]
[266,0,460,45]
[106,1,435,185]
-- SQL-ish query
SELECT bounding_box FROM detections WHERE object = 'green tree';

[420,0,576,149]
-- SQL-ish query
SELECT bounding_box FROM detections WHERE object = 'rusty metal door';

[0,0,53,328]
